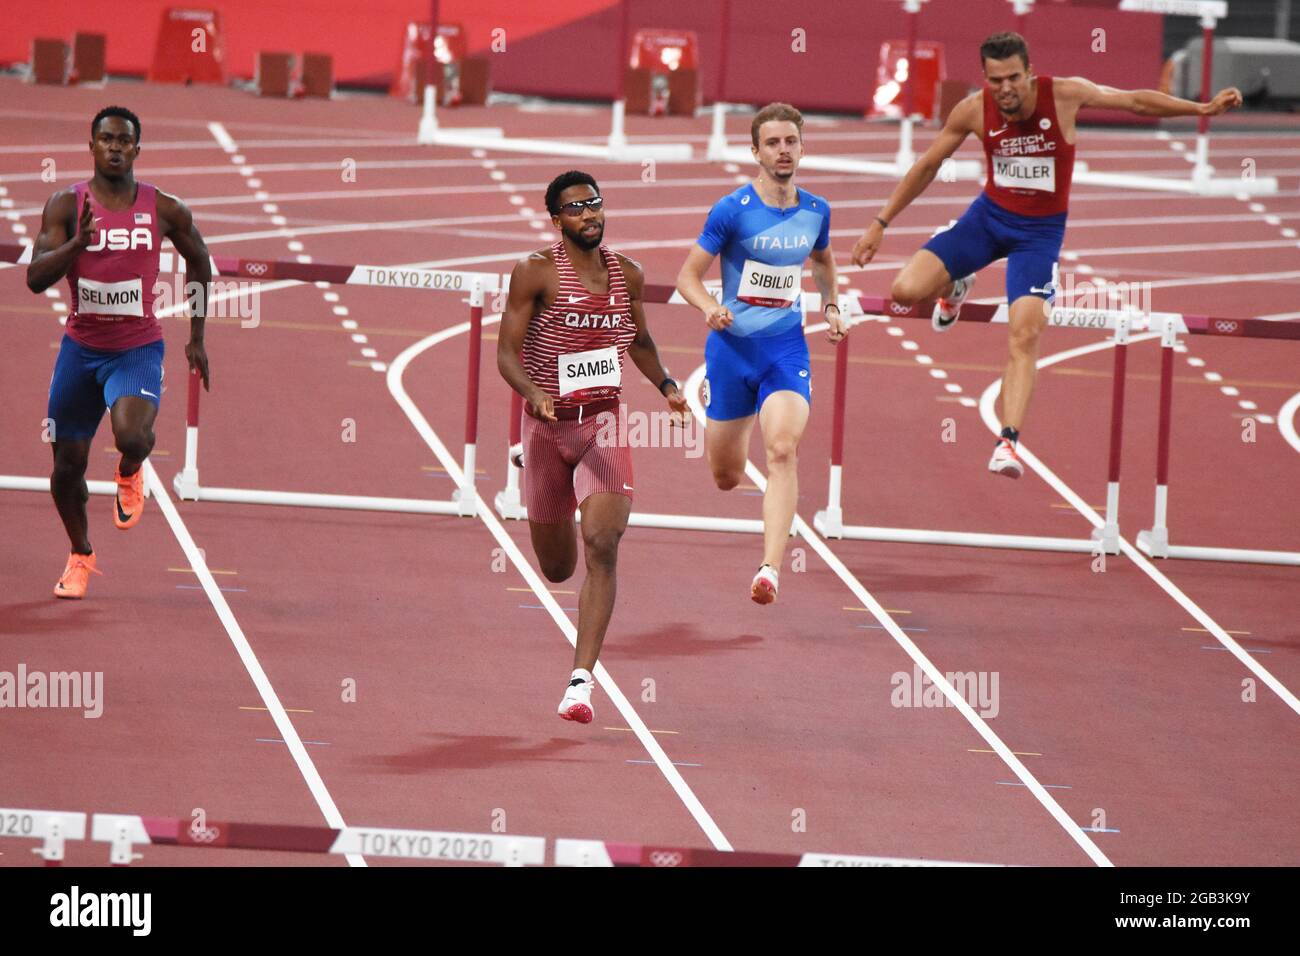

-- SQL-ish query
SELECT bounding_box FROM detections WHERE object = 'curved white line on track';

[1279,391,1300,455]
[979,337,1300,718]
[142,462,365,866]
[387,312,732,851]
[680,358,1113,867]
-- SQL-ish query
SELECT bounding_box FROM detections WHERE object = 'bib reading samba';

[558,346,621,396]
[737,260,802,309]
[992,155,1056,193]
[77,276,144,317]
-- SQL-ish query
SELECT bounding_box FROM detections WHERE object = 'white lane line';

[977,338,1300,719]
[386,315,731,852]
[677,359,1112,867]
[206,121,237,153]
[1280,392,1300,455]
[142,461,365,867]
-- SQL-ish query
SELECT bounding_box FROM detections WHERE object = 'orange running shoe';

[114,465,145,529]
[54,551,101,599]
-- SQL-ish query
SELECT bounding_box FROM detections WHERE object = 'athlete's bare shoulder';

[509,248,556,299]
[951,92,983,133]
[42,186,80,220]
[611,251,644,295]
[154,188,195,232]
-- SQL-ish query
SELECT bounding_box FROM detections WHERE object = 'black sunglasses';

[558,196,604,215]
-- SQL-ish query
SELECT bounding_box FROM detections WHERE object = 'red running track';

[0,80,1297,866]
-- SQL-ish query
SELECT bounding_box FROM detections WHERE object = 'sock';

[1000,426,1020,445]
[569,668,593,687]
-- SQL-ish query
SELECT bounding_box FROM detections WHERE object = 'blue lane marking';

[626,759,701,767]
[256,738,330,746]
[520,604,578,611]
[1080,826,1122,833]
[997,781,1072,789]
[857,624,929,632]
[176,584,247,593]
[1200,645,1272,654]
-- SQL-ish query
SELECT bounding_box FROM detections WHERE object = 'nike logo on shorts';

[140,389,158,398]
[622,483,634,491]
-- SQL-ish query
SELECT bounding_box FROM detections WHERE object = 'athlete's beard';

[565,221,603,250]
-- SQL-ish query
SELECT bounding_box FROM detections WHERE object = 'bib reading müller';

[981,76,1075,218]
[65,181,165,351]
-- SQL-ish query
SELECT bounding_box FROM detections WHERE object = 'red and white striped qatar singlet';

[982,76,1075,217]
[66,180,165,351]
[522,241,636,410]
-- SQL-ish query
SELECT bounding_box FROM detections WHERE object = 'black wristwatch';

[659,377,678,396]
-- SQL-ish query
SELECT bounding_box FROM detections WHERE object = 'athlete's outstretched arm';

[675,245,733,330]
[850,95,979,267]
[497,255,556,421]
[158,191,212,390]
[807,245,846,343]
[621,255,689,418]
[26,189,90,293]
[1058,76,1242,119]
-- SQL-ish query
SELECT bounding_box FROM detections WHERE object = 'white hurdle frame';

[813,297,1150,556]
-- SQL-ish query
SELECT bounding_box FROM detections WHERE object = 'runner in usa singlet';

[28,105,213,600]
[65,179,165,350]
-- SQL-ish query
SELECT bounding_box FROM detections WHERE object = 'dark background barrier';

[0,0,1170,112]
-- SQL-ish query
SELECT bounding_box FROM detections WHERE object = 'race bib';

[737,260,802,309]
[77,276,144,317]
[992,155,1056,192]
[558,346,620,396]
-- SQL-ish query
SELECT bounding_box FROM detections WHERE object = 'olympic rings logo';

[244,262,269,277]
[1214,320,1239,334]
[648,851,683,867]
[188,824,221,843]
[888,301,911,315]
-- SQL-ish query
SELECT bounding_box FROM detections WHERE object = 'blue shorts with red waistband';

[922,193,1066,303]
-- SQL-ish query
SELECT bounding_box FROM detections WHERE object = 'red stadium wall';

[1,0,1161,112]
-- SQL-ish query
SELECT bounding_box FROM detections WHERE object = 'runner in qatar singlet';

[521,240,636,410]
[65,180,164,351]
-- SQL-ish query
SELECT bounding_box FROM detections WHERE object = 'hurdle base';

[173,469,201,501]
[814,508,844,538]
[816,521,1101,554]
[1136,527,1169,559]
[1073,168,1279,196]
[494,488,526,520]
[0,476,116,496]
[1136,536,1300,567]
[452,485,479,517]
[181,484,465,515]
[1090,523,1120,556]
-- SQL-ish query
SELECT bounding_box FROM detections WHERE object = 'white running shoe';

[751,564,779,605]
[509,442,524,469]
[932,273,976,331]
[988,438,1023,479]
[558,669,595,723]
